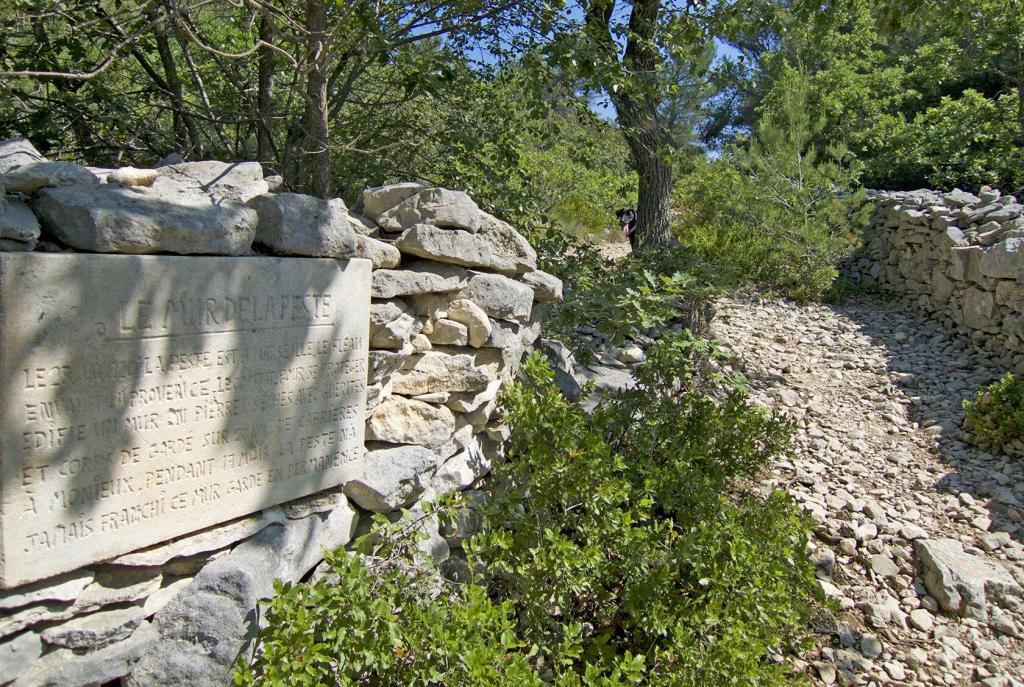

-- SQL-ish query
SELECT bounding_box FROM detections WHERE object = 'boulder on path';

[35,184,257,255]
[915,538,1022,620]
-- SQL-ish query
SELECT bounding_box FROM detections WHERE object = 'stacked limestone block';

[846,187,1024,373]
[344,183,562,570]
[0,138,560,687]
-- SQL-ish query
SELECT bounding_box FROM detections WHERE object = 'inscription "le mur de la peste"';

[0,254,372,588]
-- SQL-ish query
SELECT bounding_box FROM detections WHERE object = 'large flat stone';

[34,184,258,255]
[0,198,40,242]
[377,187,481,233]
[365,395,455,448]
[390,349,500,395]
[0,570,93,610]
[915,538,1022,620]
[0,254,370,587]
[371,262,468,298]
[0,138,46,175]
[13,622,157,687]
[250,192,358,258]
[343,445,439,512]
[396,213,536,275]
[41,605,146,650]
[460,272,534,323]
[151,161,268,204]
[361,182,425,222]
[2,161,98,193]
[979,238,1023,279]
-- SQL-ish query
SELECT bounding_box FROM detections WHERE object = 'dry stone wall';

[844,187,1024,374]
[0,138,561,686]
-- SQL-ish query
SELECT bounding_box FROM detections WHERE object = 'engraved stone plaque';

[0,254,371,587]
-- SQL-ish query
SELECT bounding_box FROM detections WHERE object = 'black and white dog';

[616,208,638,250]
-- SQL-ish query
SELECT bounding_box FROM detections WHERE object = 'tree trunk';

[257,11,276,166]
[304,0,331,198]
[624,128,674,248]
[589,0,675,249]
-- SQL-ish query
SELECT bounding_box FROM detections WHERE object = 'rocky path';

[709,294,1024,687]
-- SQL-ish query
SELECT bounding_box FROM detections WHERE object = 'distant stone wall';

[0,138,561,686]
[844,187,1024,373]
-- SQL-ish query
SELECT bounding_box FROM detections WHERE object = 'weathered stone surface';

[14,622,157,687]
[541,339,583,400]
[75,568,163,612]
[151,161,268,204]
[0,254,369,587]
[962,287,997,329]
[944,189,981,207]
[2,161,98,193]
[370,301,420,349]
[521,269,563,302]
[429,319,469,346]
[446,379,502,413]
[915,538,1022,620]
[0,631,42,684]
[371,262,468,298]
[460,272,534,323]
[125,508,356,687]
[281,488,351,519]
[343,445,439,512]
[366,395,455,448]
[110,510,287,567]
[250,192,358,257]
[361,182,425,222]
[948,246,982,282]
[377,188,481,233]
[979,238,1023,279]
[108,167,159,187]
[355,234,401,268]
[0,238,35,252]
[426,440,492,499]
[396,214,536,275]
[368,349,411,386]
[391,350,498,395]
[0,570,93,610]
[447,298,492,347]
[42,605,146,650]
[0,138,46,175]
[35,184,258,255]
[0,198,40,242]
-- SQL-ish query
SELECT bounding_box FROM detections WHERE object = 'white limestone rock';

[391,349,500,395]
[0,137,46,174]
[250,192,358,257]
[361,182,425,222]
[371,262,468,298]
[34,184,257,255]
[2,161,98,193]
[0,631,42,684]
[107,167,159,187]
[447,298,492,347]
[377,187,481,233]
[365,395,455,448]
[370,301,421,350]
[915,538,1022,620]
[41,606,147,650]
[521,269,564,302]
[0,198,40,242]
[0,570,93,611]
[355,234,401,268]
[460,272,534,323]
[343,445,439,512]
[396,213,536,275]
[151,160,268,204]
[429,318,469,346]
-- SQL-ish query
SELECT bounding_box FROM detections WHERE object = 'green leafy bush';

[235,338,817,686]
[963,373,1024,455]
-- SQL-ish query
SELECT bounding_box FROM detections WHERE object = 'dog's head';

[615,208,637,236]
